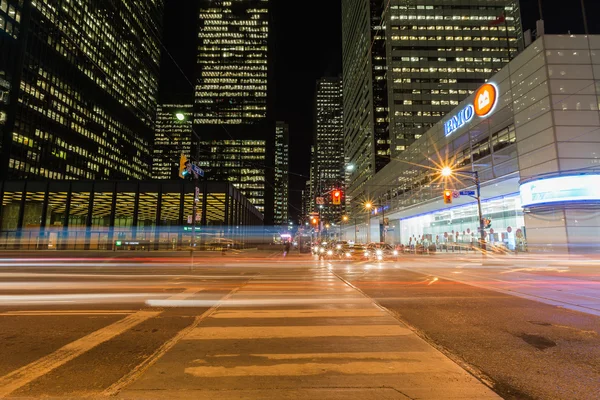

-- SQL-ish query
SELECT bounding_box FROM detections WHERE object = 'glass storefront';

[399,195,526,251]
[0,180,263,250]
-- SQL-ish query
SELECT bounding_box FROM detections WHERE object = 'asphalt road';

[0,253,598,399]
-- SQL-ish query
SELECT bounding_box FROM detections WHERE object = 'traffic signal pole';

[474,171,486,255]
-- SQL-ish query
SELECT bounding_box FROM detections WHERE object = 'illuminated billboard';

[520,175,600,208]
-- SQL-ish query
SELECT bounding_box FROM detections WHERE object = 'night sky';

[159,0,599,221]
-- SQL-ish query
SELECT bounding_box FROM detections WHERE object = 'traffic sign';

[315,197,325,205]
[191,163,204,177]
[459,190,476,196]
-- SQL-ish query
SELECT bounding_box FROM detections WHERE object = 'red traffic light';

[332,190,342,205]
[443,190,453,204]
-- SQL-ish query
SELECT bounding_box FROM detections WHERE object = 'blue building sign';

[444,104,474,137]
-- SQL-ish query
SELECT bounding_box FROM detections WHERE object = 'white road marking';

[0,310,160,398]
[185,325,411,340]
[146,298,373,307]
[0,310,135,316]
[185,361,444,377]
[103,285,245,397]
[211,309,383,319]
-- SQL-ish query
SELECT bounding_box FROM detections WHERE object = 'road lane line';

[0,310,135,316]
[103,285,245,397]
[0,310,160,398]
[185,325,411,340]
[185,361,443,377]
[210,352,441,360]
[211,309,385,319]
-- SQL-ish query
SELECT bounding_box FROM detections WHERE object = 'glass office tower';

[274,121,289,225]
[194,0,274,223]
[0,0,164,180]
[342,0,522,212]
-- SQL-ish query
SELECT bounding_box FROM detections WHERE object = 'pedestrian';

[283,240,291,257]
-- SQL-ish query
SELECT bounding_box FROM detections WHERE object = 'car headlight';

[393,250,398,256]
[376,250,383,256]
[364,251,369,256]
[336,244,341,250]
[345,252,351,257]
[377,255,383,260]
[327,250,333,256]
[319,248,325,253]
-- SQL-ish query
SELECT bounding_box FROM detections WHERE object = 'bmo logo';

[444,83,498,137]
[474,83,497,116]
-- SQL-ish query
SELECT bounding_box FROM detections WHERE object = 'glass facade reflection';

[0,180,263,250]
[397,195,525,251]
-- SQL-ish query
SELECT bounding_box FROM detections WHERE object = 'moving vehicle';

[366,242,399,261]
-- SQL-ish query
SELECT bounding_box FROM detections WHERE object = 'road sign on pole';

[315,197,325,205]
[459,190,476,196]
[191,163,204,178]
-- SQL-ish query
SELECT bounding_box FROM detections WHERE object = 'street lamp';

[346,164,355,172]
[441,166,485,254]
[441,166,453,177]
[341,215,349,240]
[363,202,373,243]
[175,112,185,121]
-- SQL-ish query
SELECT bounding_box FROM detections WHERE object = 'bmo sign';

[444,83,498,137]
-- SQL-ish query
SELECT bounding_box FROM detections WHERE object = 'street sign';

[191,163,204,177]
[459,190,476,196]
[315,197,325,205]
[452,190,460,199]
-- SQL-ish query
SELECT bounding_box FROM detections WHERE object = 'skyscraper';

[0,0,163,180]
[312,77,344,225]
[194,0,274,223]
[274,121,289,226]
[342,0,522,210]
[152,104,193,180]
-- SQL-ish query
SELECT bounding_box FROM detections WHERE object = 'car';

[366,243,399,261]
[342,244,369,261]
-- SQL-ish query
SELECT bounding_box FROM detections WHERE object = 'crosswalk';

[0,265,500,399]
[120,267,500,399]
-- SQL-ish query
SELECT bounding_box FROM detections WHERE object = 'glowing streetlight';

[175,112,185,121]
[439,166,486,255]
[346,164,355,172]
[364,202,373,210]
[342,215,349,222]
[441,166,453,177]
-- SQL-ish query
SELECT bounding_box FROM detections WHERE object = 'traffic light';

[311,216,319,226]
[443,189,453,204]
[179,154,190,178]
[332,190,342,205]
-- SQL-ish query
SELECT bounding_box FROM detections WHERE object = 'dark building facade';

[194,0,275,224]
[0,180,263,250]
[0,0,163,181]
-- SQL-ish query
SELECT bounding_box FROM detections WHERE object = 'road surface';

[0,252,597,399]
